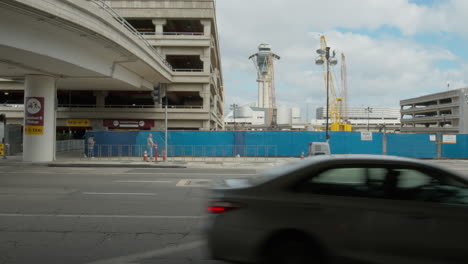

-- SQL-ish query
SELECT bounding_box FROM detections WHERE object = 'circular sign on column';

[25,97,45,135]
[26,98,42,114]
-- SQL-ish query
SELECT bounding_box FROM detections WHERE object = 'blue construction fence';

[83,131,468,159]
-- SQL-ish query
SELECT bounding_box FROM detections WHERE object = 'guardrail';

[56,140,84,152]
[58,104,156,108]
[172,69,204,72]
[167,105,203,109]
[88,0,173,70]
[57,104,203,109]
[80,144,278,161]
[162,32,204,36]
[140,32,204,36]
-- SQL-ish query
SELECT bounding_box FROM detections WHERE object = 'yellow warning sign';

[66,119,90,127]
[0,144,4,156]
[25,125,44,135]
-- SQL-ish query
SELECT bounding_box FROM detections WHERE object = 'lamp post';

[315,46,337,141]
[365,107,373,131]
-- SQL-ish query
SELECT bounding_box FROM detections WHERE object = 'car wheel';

[264,235,326,264]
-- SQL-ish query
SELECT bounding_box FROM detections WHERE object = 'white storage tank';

[291,107,301,124]
[235,105,252,118]
[277,106,292,125]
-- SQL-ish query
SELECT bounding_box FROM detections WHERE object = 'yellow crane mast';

[317,36,352,132]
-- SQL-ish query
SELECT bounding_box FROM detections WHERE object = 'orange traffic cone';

[143,150,148,161]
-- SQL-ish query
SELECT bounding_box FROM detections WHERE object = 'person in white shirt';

[87,135,95,158]
[147,134,155,160]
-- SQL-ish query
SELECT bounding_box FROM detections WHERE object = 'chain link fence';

[79,144,278,161]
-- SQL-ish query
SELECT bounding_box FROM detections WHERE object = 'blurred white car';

[206,155,468,264]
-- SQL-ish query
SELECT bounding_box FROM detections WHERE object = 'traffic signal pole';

[1,114,6,159]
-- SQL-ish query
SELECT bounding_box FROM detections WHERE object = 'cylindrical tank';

[235,106,252,118]
[291,107,301,124]
[277,106,292,125]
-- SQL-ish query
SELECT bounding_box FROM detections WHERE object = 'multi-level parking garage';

[0,0,224,161]
[400,88,468,134]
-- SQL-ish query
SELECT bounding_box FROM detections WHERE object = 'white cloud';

[216,0,468,118]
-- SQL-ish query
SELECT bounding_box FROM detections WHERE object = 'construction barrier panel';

[83,131,468,159]
[442,134,468,158]
[387,133,437,158]
[328,132,383,155]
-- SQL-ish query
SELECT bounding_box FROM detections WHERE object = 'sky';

[215,0,468,119]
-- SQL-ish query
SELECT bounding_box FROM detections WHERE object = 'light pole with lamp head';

[315,46,338,141]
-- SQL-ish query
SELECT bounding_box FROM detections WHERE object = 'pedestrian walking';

[87,135,95,158]
[147,134,155,161]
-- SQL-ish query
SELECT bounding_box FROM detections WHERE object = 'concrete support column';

[201,47,210,73]
[152,19,167,35]
[23,75,57,162]
[94,91,107,107]
[201,120,210,131]
[201,19,211,37]
[201,84,210,111]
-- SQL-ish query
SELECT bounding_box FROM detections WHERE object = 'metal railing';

[57,104,202,109]
[172,68,204,72]
[162,32,204,36]
[140,32,204,36]
[58,104,156,109]
[88,0,173,70]
[80,144,278,161]
[56,140,85,152]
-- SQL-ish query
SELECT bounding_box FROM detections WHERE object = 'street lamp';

[315,47,337,141]
[365,107,373,131]
[230,104,238,131]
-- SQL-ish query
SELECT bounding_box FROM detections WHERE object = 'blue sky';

[216,0,468,119]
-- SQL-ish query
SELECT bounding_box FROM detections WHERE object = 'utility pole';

[1,114,6,159]
[325,47,330,141]
[164,85,168,162]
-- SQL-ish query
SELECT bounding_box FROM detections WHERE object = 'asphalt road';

[1,160,468,264]
[0,166,256,264]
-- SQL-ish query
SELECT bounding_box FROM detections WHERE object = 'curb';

[47,163,187,168]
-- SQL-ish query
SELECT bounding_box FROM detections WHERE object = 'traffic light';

[152,84,161,103]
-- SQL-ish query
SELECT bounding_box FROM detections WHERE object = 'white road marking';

[87,240,205,264]
[114,180,173,183]
[0,213,205,219]
[116,172,256,176]
[176,179,212,187]
[82,192,156,196]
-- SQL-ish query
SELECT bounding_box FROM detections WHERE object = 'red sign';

[103,120,154,128]
[25,97,44,135]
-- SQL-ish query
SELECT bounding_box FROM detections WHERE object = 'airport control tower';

[249,44,280,126]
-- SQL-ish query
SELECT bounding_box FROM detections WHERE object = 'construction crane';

[340,52,351,130]
[249,43,280,128]
[315,36,352,132]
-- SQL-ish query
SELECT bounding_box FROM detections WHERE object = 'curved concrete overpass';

[0,0,173,90]
[0,0,177,161]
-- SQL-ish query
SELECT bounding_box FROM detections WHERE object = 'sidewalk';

[0,151,300,170]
